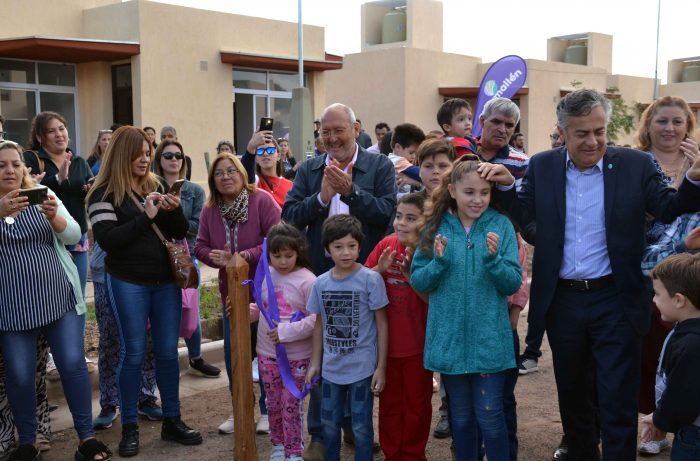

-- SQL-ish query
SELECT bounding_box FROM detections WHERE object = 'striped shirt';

[559,155,612,279]
[641,212,700,274]
[0,206,75,331]
[478,144,529,191]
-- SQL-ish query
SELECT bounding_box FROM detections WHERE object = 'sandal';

[7,444,41,461]
[74,438,112,461]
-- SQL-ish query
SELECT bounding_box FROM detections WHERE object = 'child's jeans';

[442,371,509,461]
[258,356,309,458]
[672,426,700,461]
[321,375,374,461]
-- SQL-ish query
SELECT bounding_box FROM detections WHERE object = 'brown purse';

[131,194,199,289]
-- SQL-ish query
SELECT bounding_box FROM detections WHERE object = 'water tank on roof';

[682,63,700,82]
[382,7,406,44]
[564,44,588,65]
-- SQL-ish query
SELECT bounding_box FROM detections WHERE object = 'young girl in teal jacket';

[410,154,521,461]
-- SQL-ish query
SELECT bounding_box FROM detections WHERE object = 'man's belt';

[558,274,615,291]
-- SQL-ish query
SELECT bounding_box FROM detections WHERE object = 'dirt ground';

[41,309,672,460]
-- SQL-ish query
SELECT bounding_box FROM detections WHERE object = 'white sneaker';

[256,414,269,434]
[286,456,303,461]
[252,357,259,383]
[638,438,670,454]
[518,357,539,375]
[218,415,234,434]
[269,444,285,461]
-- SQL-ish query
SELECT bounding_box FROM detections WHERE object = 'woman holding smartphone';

[153,140,220,378]
[254,138,293,208]
[0,140,111,461]
[87,127,201,457]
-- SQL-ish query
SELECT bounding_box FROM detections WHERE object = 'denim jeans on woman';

[442,371,509,461]
[321,376,374,461]
[106,274,182,424]
[0,310,92,445]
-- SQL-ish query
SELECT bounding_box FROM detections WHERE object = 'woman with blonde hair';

[634,96,700,455]
[87,126,201,457]
[195,153,280,434]
[0,140,111,461]
[87,129,112,176]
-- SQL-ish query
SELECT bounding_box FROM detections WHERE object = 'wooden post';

[226,253,258,460]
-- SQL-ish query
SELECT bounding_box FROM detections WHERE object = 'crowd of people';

[0,87,699,461]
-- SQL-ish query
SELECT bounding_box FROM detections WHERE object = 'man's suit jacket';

[282,147,397,275]
[510,146,700,335]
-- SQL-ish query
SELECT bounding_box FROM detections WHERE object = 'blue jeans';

[321,376,374,461]
[69,249,88,298]
[307,380,323,442]
[672,426,700,461]
[442,371,509,461]
[503,330,520,461]
[107,275,182,424]
[222,308,267,415]
[0,310,92,444]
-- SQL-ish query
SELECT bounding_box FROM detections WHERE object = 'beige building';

[0,0,341,181]
[325,0,700,155]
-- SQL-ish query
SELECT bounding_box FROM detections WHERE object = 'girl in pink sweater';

[249,223,317,461]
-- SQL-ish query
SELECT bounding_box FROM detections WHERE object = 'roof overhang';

[438,87,529,98]
[0,36,140,63]
[220,51,343,72]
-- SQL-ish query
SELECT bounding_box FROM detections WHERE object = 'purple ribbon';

[244,239,318,399]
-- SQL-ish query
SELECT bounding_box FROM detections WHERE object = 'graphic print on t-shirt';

[322,290,359,354]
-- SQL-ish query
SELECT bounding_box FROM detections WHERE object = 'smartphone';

[19,185,49,205]
[168,179,185,195]
[259,117,273,132]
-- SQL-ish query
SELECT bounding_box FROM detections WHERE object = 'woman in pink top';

[194,153,280,434]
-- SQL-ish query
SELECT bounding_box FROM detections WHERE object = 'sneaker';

[93,406,118,430]
[287,456,303,461]
[188,357,221,378]
[256,414,270,434]
[301,440,324,461]
[433,416,451,438]
[137,401,163,421]
[252,357,259,383]
[46,352,60,382]
[518,357,539,375]
[638,438,670,454]
[85,356,97,374]
[218,415,234,434]
[269,444,285,461]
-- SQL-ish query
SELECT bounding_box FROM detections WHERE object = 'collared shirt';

[559,153,613,279]
[317,143,359,217]
[641,212,700,274]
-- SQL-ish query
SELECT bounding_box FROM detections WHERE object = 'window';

[112,64,133,125]
[0,59,78,150]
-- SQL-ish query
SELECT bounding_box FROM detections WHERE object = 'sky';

[157,0,699,84]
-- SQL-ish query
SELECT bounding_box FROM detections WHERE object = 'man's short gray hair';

[481,98,521,124]
[160,125,177,138]
[556,89,611,129]
[321,103,356,126]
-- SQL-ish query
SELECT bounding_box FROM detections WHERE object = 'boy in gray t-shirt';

[306,215,388,460]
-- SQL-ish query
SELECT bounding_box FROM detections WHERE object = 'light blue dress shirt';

[559,153,613,279]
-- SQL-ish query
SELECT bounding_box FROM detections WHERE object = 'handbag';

[130,194,199,289]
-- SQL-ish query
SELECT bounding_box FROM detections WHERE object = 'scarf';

[218,188,249,224]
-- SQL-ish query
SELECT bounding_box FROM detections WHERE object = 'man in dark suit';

[499,89,700,461]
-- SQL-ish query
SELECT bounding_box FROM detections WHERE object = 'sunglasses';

[162,152,184,160]
[255,147,277,156]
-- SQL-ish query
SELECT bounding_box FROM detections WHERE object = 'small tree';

[605,87,636,142]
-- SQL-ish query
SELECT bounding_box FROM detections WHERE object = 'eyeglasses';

[255,147,277,156]
[550,133,561,140]
[214,167,239,178]
[162,152,184,160]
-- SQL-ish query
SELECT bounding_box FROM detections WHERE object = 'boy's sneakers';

[638,438,670,454]
[218,416,234,434]
[188,357,221,378]
[137,401,163,421]
[256,415,270,434]
[433,415,451,438]
[518,357,539,375]
[94,406,119,429]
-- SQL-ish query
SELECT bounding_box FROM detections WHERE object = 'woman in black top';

[23,112,93,296]
[87,127,201,457]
